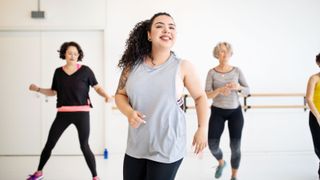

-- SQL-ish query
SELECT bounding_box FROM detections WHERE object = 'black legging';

[123,154,183,180]
[309,112,320,159]
[37,112,97,177]
[208,106,244,169]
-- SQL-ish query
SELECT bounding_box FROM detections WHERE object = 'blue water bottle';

[104,148,108,159]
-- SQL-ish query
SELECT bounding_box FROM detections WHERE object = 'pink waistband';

[57,105,90,112]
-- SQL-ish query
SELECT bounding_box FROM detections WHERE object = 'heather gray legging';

[208,106,244,169]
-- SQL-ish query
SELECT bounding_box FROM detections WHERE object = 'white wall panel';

[0,0,105,29]
[0,30,105,155]
[0,31,42,154]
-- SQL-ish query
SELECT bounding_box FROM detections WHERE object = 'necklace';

[148,54,156,65]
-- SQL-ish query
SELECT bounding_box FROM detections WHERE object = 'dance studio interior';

[1,0,320,179]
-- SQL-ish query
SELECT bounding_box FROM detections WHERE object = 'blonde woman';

[205,42,249,180]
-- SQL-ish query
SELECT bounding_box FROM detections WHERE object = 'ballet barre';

[182,93,307,112]
[242,93,307,112]
[111,93,308,112]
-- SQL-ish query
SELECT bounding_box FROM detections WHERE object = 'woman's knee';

[230,139,241,155]
[208,139,221,155]
[80,142,90,152]
[209,139,220,148]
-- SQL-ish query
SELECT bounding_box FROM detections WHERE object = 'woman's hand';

[226,82,241,91]
[105,96,114,103]
[317,117,320,127]
[192,127,208,155]
[127,110,146,128]
[219,86,231,96]
[29,84,39,92]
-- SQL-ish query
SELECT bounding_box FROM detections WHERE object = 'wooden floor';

[1,151,319,180]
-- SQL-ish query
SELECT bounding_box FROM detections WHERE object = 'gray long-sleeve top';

[205,66,250,109]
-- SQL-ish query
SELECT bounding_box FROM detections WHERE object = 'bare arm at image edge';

[181,60,208,154]
[306,75,320,126]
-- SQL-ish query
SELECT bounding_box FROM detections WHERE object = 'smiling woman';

[27,41,112,180]
[115,12,209,180]
[205,42,250,180]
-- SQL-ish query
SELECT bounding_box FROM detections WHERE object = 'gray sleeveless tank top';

[125,53,186,163]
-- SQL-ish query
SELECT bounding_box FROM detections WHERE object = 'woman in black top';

[27,41,112,180]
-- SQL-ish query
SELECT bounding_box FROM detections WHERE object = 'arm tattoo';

[116,68,129,94]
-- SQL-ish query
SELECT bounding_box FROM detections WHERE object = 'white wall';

[0,0,107,155]
[105,0,320,153]
[105,0,320,93]
[0,0,320,155]
[0,0,105,29]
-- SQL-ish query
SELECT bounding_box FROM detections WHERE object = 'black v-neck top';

[51,65,98,108]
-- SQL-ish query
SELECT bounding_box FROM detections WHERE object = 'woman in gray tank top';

[205,42,250,180]
[115,12,208,180]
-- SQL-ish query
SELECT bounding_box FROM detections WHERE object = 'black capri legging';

[309,112,320,159]
[208,106,244,169]
[123,154,183,180]
[37,112,97,177]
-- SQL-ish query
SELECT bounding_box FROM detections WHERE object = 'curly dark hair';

[316,52,320,64]
[58,41,84,61]
[118,12,172,70]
